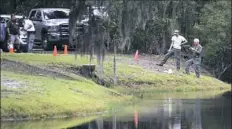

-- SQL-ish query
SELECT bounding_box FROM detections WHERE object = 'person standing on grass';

[185,38,202,78]
[23,16,35,52]
[156,30,188,70]
[7,14,19,50]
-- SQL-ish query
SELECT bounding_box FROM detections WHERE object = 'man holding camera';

[185,38,202,78]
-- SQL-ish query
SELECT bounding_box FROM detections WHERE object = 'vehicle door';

[29,10,39,40]
[33,10,43,41]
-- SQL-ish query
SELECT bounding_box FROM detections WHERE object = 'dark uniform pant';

[185,58,201,78]
[160,48,181,70]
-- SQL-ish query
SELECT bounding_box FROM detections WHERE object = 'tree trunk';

[10,0,17,13]
[69,0,86,48]
[161,1,171,54]
[161,31,166,54]
[218,64,231,79]
[184,2,188,37]
[170,1,178,32]
[113,38,117,85]
[88,6,94,64]
[0,0,2,13]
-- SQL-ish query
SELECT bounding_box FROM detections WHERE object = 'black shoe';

[156,63,163,66]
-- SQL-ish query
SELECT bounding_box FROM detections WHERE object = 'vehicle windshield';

[43,9,70,20]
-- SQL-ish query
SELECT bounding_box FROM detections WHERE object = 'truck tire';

[21,44,29,53]
[42,34,51,51]
[57,45,63,50]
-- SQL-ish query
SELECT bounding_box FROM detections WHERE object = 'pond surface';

[1,93,231,129]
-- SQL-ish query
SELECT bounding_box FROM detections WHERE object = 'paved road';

[32,45,76,54]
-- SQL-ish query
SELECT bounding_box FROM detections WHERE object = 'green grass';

[1,53,90,66]
[2,53,230,90]
[103,61,230,92]
[1,53,231,120]
[1,71,131,120]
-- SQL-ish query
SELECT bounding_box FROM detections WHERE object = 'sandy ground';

[115,54,210,75]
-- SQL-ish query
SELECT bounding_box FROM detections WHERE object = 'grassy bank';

[1,70,131,120]
[1,53,231,120]
[2,53,230,88]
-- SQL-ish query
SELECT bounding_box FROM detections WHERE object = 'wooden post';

[75,36,79,60]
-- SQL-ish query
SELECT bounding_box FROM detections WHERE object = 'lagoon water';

[1,94,231,129]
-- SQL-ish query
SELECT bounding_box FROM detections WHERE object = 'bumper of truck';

[47,32,69,45]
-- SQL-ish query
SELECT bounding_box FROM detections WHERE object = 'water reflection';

[134,111,138,129]
[1,96,231,129]
[68,97,231,129]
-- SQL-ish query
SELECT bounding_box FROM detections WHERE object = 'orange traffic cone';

[9,44,14,53]
[64,45,68,55]
[134,50,139,61]
[53,45,57,56]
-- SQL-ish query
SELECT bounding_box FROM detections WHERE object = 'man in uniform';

[156,30,188,70]
[6,14,19,50]
[185,38,202,78]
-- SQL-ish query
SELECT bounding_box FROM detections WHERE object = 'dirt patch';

[117,54,210,75]
[1,58,77,80]
[1,77,24,89]
[46,64,81,76]
[1,77,25,98]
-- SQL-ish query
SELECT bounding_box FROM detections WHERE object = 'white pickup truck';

[28,8,71,50]
[28,7,108,50]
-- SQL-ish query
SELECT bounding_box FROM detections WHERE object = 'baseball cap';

[194,38,199,43]
[174,30,179,34]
